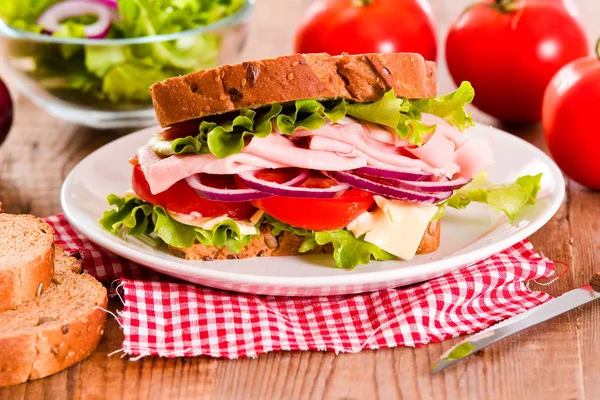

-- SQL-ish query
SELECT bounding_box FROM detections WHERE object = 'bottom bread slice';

[170,220,440,261]
[0,248,108,387]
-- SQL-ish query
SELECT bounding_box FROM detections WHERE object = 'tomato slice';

[250,170,375,231]
[131,164,257,220]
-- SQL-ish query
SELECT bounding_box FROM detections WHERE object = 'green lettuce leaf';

[345,89,436,146]
[152,206,198,248]
[261,214,394,269]
[346,89,408,126]
[412,81,475,131]
[52,21,86,39]
[314,230,395,269]
[85,46,128,78]
[208,105,282,158]
[100,195,256,251]
[0,0,62,32]
[446,171,543,221]
[102,63,171,103]
[277,99,346,134]
[151,100,345,158]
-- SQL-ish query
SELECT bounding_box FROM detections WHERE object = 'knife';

[431,272,600,374]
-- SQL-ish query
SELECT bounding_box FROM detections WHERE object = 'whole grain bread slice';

[0,214,55,312]
[0,247,108,387]
[170,220,440,261]
[151,52,437,127]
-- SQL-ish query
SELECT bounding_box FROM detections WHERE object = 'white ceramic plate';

[61,124,564,296]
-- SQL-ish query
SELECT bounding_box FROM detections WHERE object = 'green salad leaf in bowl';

[0,0,252,128]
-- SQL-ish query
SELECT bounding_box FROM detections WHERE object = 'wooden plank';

[567,182,600,399]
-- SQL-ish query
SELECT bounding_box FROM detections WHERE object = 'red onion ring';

[393,177,472,193]
[237,171,350,198]
[186,175,272,202]
[354,166,432,182]
[186,170,311,202]
[38,0,115,39]
[327,171,452,204]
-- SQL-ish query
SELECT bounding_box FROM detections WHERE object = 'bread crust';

[151,53,437,127]
[0,248,107,387]
[170,221,440,261]
[0,215,55,312]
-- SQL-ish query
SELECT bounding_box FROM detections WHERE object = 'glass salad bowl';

[0,0,253,129]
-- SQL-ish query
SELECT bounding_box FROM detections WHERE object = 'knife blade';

[431,272,600,375]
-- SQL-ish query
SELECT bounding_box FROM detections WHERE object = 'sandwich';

[101,52,542,269]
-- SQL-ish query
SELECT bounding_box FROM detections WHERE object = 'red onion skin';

[186,170,312,202]
[0,77,13,146]
[328,171,452,205]
[354,166,432,182]
[237,171,350,199]
[186,175,272,202]
[394,177,472,192]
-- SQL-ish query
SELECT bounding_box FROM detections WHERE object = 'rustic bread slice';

[0,214,55,312]
[151,52,437,127]
[0,247,107,387]
[170,220,440,261]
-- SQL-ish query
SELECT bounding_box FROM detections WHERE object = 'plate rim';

[61,124,565,290]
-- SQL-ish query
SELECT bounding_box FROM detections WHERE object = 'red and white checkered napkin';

[44,214,555,359]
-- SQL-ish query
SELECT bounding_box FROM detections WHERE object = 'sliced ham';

[244,133,367,171]
[145,150,287,194]
[420,113,469,148]
[309,136,355,155]
[362,122,411,147]
[453,137,494,178]
[300,121,438,173]
[407,130,456,169]
[137,145,162,176]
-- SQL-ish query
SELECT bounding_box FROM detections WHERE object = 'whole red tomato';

[295,0,437,61]
[445,1,588,123]
[543,53,600,189]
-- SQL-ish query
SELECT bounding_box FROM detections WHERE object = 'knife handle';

[591,272,600,293]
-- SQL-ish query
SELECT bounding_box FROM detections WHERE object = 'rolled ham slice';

[298,121,438,172]
[453,137,494,178]
[407,130,456,169]
[420,113,469,148]
[308,136,355,155]
[244,133,367,171]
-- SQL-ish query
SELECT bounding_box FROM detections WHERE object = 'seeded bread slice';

[0,248,108,387]
[150,52,437,127]
[170,220,440,261]
[0,214,55,312]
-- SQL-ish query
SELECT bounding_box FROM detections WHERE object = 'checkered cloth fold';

[44,214,554,359]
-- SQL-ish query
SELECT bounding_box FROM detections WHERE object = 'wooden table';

[1,1,599,398]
